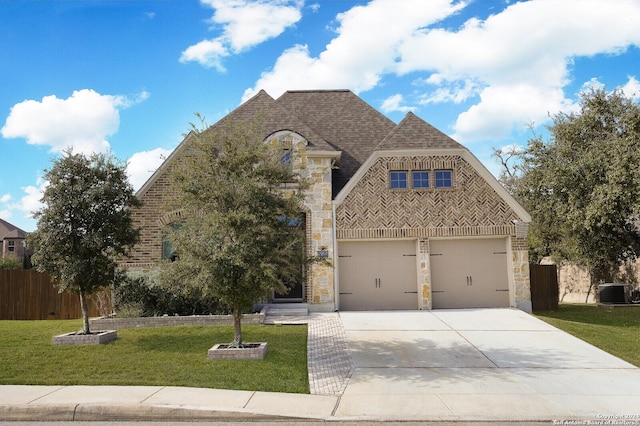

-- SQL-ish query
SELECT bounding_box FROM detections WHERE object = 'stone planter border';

[91,307,267,330]
[208,342,268,360]
[52,330,118,346]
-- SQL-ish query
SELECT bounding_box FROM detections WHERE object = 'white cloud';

[620,76,640,100]
[17,181,46,218]
[180,39,229,72]
[419,78,481,105]
[380,94,415,114]
[1,89,148,155]
[180,0,303,70]
[0,178,48,228]
[243,0,465,101]
[244,0,640,143]
[452,84,574,142]
[127,147,173,191]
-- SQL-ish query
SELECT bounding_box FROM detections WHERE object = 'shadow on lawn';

[128,330,220,354]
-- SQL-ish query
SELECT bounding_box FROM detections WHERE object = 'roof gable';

[0,218,27,240]
[276,90,396,194]
[376,112,464,150]
[208,89,335,152]
[137,90,337,197]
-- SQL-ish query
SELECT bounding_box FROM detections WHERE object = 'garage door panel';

[339,240,418,310]
[430,238,509,309]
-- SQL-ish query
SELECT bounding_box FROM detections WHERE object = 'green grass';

[535,303,640,367]
[0,320,309,393]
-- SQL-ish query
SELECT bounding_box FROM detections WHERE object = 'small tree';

[30,151,140,334]
[514,88,640,299]
[161,116,314,347]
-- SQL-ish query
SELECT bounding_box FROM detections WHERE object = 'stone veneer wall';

[304,156,335,306]
[336,154,531,311]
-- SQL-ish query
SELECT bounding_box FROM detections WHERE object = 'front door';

[273,213,306,303]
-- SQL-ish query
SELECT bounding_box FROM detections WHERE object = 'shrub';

[112,269,227,317]
[0,257,22,270]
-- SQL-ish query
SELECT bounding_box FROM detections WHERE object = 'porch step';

[266,303,309,316]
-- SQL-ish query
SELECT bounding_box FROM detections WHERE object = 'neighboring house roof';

[276,90,396,194]
[376,112,464,150]
[0,218,27,240]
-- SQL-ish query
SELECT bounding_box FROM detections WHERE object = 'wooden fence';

[0,270,101,320]
[530,264,559,311]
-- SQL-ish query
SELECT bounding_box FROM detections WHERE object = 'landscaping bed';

[90,307,266,330]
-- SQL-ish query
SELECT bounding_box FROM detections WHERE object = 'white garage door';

[430,238,510,309]
[338,240,418,310]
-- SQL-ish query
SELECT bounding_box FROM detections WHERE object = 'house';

[123,90,532,313]
[0,218,27,260]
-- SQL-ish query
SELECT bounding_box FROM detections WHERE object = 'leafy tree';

[515,88,640,298]
[30,151,140,334]
[161,116,314,347]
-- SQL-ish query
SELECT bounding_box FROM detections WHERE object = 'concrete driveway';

[334,308,640,421]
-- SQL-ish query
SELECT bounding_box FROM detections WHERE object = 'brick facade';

[123,90,532,312]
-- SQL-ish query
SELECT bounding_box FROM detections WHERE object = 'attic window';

[435,170,453,188]
[412,171,430,188]
[390,171,408,189]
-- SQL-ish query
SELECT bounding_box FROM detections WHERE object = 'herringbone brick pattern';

[336,155,519,239]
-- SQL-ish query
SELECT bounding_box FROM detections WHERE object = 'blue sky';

[2,0,640,232]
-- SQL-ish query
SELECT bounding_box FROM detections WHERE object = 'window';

[162,223,181,262]
[7,241,15,252]
[280,149,292,166]
[435,170,453,188]
[412,171,430,188]
[390,171,408,189]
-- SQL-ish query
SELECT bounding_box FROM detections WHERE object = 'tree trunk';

[79,290,90,334]
[232,305,242,348]
[585,281,594,304]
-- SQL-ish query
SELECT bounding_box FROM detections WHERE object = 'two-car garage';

[337,238,511,311]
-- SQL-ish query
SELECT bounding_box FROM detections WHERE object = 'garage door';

[430,238,509,309]
[338,240,418,310]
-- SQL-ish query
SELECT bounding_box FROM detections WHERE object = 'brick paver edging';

[306,313,354,396]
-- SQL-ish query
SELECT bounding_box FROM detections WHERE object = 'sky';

[1,0,640,232]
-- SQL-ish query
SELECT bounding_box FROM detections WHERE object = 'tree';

[160,116,314,347]
[30,151,140,334]
[515,88,640,298]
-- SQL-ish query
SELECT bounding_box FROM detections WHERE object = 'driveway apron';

[334,308,640,422]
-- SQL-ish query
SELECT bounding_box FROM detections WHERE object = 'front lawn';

[535,303,640,367]
[0,320,309,393]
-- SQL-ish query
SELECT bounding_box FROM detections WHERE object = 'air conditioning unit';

[598,283,630,304]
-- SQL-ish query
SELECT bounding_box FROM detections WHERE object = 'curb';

[0,404,310,422]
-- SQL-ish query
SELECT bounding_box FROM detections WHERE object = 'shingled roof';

[138,89,469,199]
[205,90,336,152]
[376,112,464,151]
[276,90,396,195]
[0,218,26,240]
